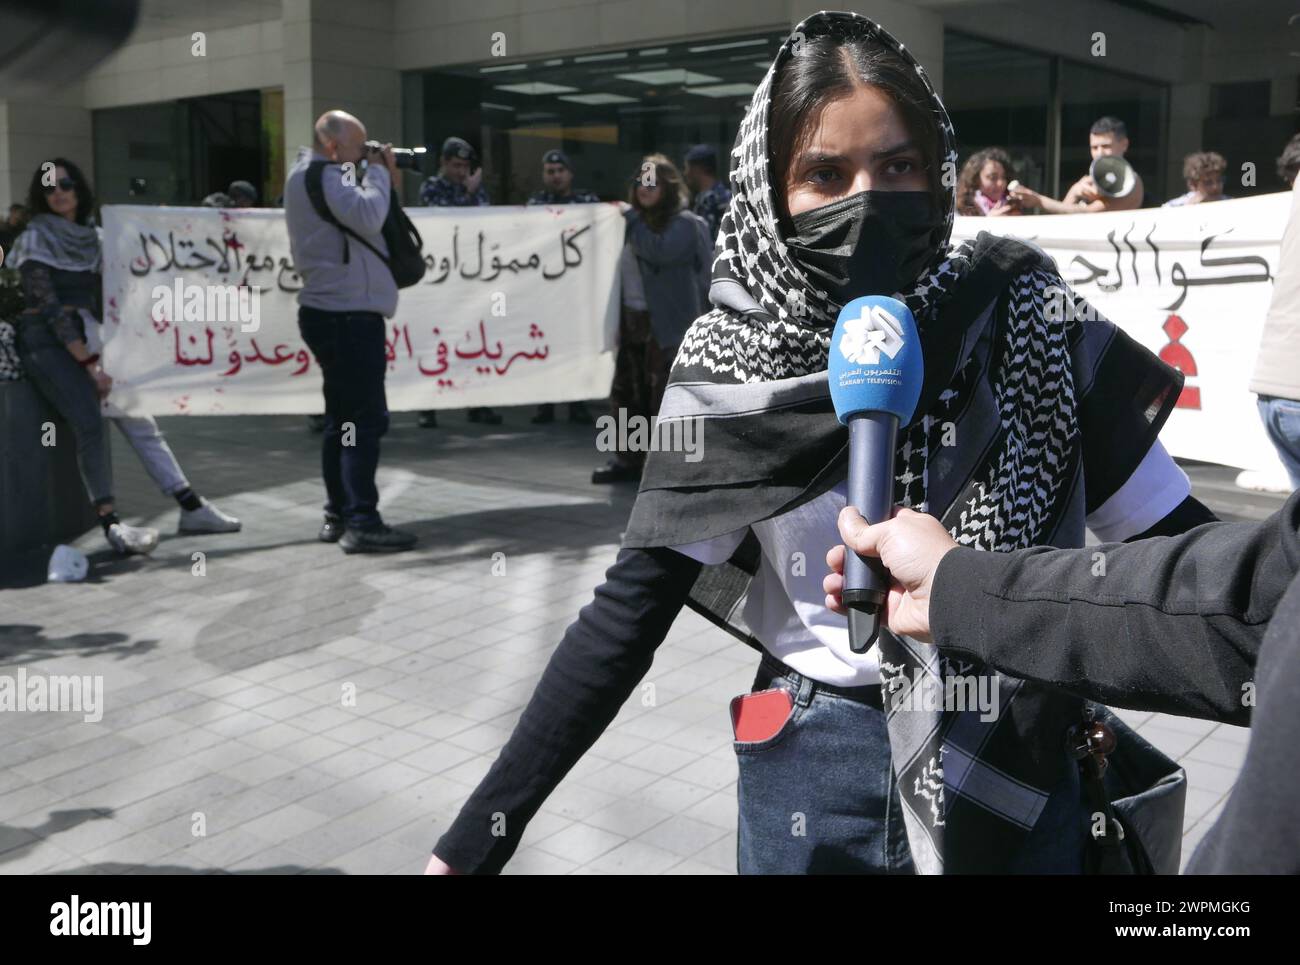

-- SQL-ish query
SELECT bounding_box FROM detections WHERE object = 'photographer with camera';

[284,109,418,555]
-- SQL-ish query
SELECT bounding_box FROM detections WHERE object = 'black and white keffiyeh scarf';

[620,11,1182,873]
[7,213,102,274]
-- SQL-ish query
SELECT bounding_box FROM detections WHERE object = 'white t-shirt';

[671,440,1191,687]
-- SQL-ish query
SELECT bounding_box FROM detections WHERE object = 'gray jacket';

[625,207,712,348]
[284,147,398,318]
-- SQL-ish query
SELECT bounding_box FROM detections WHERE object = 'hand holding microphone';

[826,295,924,652]
[824,506,958,643]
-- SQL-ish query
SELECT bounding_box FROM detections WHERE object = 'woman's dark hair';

[628,153,688,232]
[26,157,96,225]
[956,147,1014,215]
[769,25,945,230]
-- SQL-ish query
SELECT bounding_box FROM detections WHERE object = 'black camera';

[364,141,426,171]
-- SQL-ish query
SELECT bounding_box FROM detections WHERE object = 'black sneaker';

[318,514,344,542]
[339,524,418,554]
[468,407,503,425]
[591,459,642,484]
[532,404,556,424]
[418,410,439,428]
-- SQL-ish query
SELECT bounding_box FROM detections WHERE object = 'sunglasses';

[43,177,77,195]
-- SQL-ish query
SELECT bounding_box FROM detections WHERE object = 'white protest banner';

[953,193,1290,473]
[99,203,623,416]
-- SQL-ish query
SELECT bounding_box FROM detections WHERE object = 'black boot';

[318,513,344,542]
[339,523,418,554]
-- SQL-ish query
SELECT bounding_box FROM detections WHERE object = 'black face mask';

[784,190,943,304]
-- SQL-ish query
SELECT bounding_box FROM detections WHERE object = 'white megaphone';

[1090,155,1137,199]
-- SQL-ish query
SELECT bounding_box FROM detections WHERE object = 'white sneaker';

[179,498,242,533]
[1234,469,1293,494]
[106,522,159,555]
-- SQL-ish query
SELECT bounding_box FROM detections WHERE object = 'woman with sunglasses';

[9,158,240,555]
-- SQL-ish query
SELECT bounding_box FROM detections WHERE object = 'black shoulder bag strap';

[303,160,391,269]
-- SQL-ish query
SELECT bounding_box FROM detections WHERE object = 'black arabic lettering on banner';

[1056,221,1273,309]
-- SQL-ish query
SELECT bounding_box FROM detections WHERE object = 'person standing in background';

[527,149,597,426]
[591,154,711,484]
[10,158,240,554]
[227,180,259,207]
[0,203,29,253]
[418,136,501,428]
[1163,151,1230,207]
[955,147,1021,216]
[684,143,731,242]
[1238,141,1300,493]
[1011,116,1144,213]
[284,110,417,554]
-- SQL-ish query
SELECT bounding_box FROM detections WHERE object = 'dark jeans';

[298,307,389,529]
[735,652,1088,874]
[16,317,114,507]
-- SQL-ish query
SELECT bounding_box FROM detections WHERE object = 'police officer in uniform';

[418,136,500,427]
[526,149,597,424]
[683,143,731,242]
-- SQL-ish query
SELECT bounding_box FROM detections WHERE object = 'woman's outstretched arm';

[429,545,703,874]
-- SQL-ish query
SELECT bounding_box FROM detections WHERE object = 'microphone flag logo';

[839,304,906,365]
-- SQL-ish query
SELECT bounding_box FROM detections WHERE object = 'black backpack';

[303,160,426,288]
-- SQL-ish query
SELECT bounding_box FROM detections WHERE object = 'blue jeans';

[17,317,114,507]
[1258,396,1300,489]
[735,654,913,874]
[298,307,389,529]
[735,653,1088,874]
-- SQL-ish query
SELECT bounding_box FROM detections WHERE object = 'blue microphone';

[827,296,924,653]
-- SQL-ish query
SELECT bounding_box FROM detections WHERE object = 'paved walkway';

[0,410,1280,873]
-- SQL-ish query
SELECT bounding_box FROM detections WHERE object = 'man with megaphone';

[1011,115,1145,213]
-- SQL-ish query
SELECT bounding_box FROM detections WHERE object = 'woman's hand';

[424,853,460,875]
[823,506,959,643]
[1008,184,1041,210]
[90,366,113,399]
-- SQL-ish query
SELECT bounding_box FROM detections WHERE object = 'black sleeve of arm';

[930,491,1300,723]
[1126,494,1217,541]
[431,545,702,874]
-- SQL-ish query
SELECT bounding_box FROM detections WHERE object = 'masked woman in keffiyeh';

[428,11,1214,875]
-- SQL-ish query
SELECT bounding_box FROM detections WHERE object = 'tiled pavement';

[0,409,1283,874]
